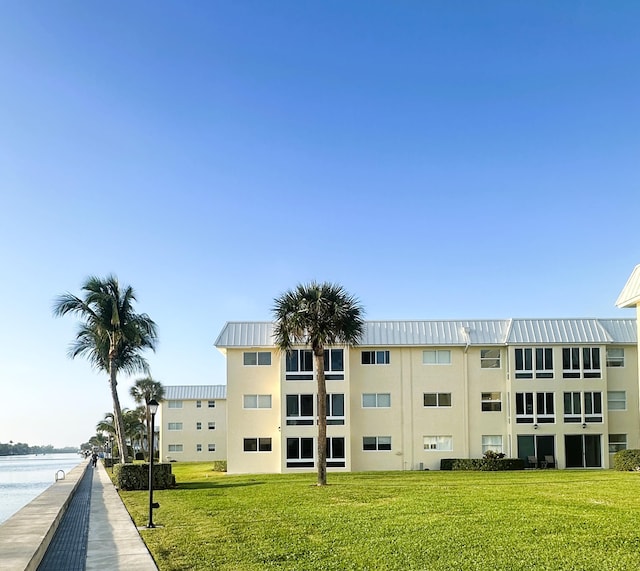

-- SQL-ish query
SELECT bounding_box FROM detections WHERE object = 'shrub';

[115,462,176,490]
[135,452,145,461]
[103,458,118,468]
[211,460,227,472]
[441,458,524,471]
[613,449,640,471]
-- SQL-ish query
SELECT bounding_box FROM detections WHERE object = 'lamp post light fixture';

[147,399,160,529]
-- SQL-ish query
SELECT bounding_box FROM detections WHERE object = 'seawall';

[0,460,89,571]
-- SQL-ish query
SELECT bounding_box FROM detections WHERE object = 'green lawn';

[118,464,640,571]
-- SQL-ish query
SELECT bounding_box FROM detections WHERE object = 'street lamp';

[147,399,159,528]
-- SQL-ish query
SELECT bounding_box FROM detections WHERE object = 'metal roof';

[616,264,640,309]
[215,318,636,348]
[164,385,227,400]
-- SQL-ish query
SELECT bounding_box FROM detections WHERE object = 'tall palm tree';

[130,377,165,460]
[273,282,364,486]
[53,275,158,463]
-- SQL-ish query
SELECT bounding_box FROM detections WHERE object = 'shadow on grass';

[172,480,266,491]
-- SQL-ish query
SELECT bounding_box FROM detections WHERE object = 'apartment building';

[214,317,639,474]
[157,385,227,462]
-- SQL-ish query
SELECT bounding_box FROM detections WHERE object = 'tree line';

[0,442,78,456]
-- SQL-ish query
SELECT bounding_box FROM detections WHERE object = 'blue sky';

[1,2,638,447]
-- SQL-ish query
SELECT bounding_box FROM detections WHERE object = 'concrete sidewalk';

[85,461,159,570]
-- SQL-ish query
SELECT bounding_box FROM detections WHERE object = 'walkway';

[38,461,158,571]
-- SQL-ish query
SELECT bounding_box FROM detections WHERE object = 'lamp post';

[147,399,159,528]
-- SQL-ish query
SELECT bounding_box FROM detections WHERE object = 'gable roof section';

[164,385,227,400]
[215,318,636,348]
[616,264,640,308]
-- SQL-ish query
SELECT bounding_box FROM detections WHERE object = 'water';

[0,453,83,524]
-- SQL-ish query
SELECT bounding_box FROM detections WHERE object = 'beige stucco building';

[157,385,227,463]
[214,315,639,474]
[159,265,640,474]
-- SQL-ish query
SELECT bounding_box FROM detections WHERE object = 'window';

[324,349,344,371]
[196,444,202,452]
[327,437,346,467]
[536,392,555,423]
[562,347,601,379]
[481,392,502,412]
[606,348,625,368]
[482,435,503,454]
[535,348,554,378]
[243,394,272,409]
[286,437,314,467]
[363,436,392,451]
[515,348,533,379]
[208,444,216,452]
[208,400,216,408]
[286,394,314,425]
[423,393,452,407]
[361,350,390,365]
[362,393,391,408]
[167,400,183,409]
[563,392,581,422]
[168,444,183,452]
[423,350,451,365]
[244,438,272,452]
[584,392,602,422]
[480,349,501,369]
[423,436,453,451]
[326,394,345,425]
[196,422,202,430]
[515,393,534,423]
[243,351,272,366]
[607,391,626,411]
[167,422,183,431]
[609,434,627,453]
[196,400,202,408]
[286,349,314,380]
[208,422,216,430]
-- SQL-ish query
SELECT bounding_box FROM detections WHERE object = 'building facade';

[157,385,227,463]
[214,317,639,474]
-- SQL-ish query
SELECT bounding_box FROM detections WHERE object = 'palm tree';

[130,377,165,460]
[273,282,364,485]
[53,275,158,463]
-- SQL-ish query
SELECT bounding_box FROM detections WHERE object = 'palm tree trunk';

[109,358,129,463]
[315,347,327,486]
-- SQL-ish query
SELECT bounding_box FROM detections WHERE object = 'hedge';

[114,462,176,490]
[612,449,640,471]
[211,460,227,472]
[441,458,525,471]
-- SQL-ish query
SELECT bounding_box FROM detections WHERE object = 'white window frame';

[423,436,452,451]
[286,437,314,467]
[167,422,183,431]
[243,351,272,366]
[243,394,272,409]
[362,393,391,408]
[208,400,216,408]
[243,437,272,452]
[608,434,627,453]
[286,394,314,425]
[584,391,603,422]
[168,444,183,453]
[536,392,555,423]
[515,392,534,423]
[563,391,582,423]
[208,422,216,430]
[480,349,501,369]
[514,348,533,379]
[423,393,452,407]
[481,392,502,412]
[167,400,183,409]
[363,436,392,451]
[196,444,202,452]
[196,422,202,430]
[481,435,503,454]
[607,391,626,411]
[326,393,345,425]
[361,350,390,365]
[196,400,202,408]
[423,350,451,365]
[606,348,625,368]
[535,347,554,379]
[208,443,216,452]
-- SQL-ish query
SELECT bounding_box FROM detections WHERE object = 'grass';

[117,464,640,570]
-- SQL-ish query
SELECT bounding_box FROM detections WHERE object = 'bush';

[115,462,176,490]
[211,460,227,472]
[613,449,640,471]
[135,452,145,461]
[103,458,118,468]
[440,458,525,471]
